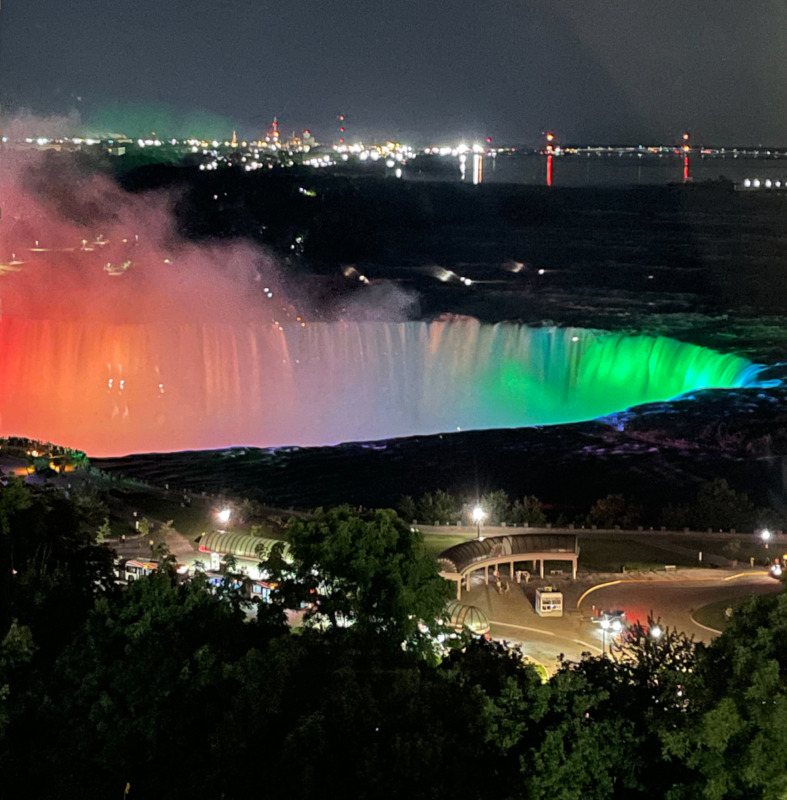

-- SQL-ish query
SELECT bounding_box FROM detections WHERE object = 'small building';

[535,587,563,617]
[438,533,579,599]
[198,531,291,564]
[444,601,490,635]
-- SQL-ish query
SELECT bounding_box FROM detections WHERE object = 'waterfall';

[0,316,758,456]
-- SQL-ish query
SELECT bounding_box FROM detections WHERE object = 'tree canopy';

[285,505,452,641]
[1,498,786,799]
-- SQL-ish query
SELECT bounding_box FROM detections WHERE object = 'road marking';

[576,580,621,609]
[572,638,600,650]
[577,573,768,609]
[490,621,602,654]
[723,571,768,581]
[490,621,556,637]
[689,615,722,635]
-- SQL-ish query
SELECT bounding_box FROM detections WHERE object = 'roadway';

[577,573,781,642]
[462,570,783,673]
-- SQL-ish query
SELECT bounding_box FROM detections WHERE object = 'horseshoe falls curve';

[0,316,760,456]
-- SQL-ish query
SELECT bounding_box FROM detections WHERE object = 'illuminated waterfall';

[0,317,759,456]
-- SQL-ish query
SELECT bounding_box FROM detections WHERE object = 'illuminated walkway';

[438,533,579,600]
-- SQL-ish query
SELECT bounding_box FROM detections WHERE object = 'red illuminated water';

[0,315,758,456]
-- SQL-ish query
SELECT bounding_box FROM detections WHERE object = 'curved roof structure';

[445,601,490,634]
[438,533,579,575]
[199,531,291,562]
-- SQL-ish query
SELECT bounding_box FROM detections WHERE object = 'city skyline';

[2,1,787,145]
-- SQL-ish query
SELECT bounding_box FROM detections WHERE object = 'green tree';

[285,506,452,641]
[586,493,641,529]
[1,482,116,657]
[479,490,511,525]
[31,455,50,473]
[663,591,787,799]
[239,497,262,523]
[396,494,417,522]
[0,479,32,636]
[151,541,174,567]
[222,553,239,575]
[24,573,255,799]
[690,477,755,531]
[138,517,150,538]
[0,621,36,736]
[510,495,548,526]
[96,517,112,544]
[417,490,460,525]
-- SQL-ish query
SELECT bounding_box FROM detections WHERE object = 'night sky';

[1,0,786,145]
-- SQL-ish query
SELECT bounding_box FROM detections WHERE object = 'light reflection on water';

[443,152,787,187]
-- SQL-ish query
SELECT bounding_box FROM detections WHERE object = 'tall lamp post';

[472,505,486,540]
[600,616,623,656]
[217,508,231,533]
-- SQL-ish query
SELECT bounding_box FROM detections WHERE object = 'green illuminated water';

[0,318,761,455]
[474,326,759,429]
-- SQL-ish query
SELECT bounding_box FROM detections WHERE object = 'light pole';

[217,508,231,532]
[472,505,485,540]
[600,616,623,656]
[610,619,622,655]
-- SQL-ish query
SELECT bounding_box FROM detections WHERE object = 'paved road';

[577,574,781,642]
[463,570,782,673]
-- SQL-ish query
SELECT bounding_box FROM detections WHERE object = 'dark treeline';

[1,484,786,798]
[402,477,780,532]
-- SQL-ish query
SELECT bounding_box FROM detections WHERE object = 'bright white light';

[744,178,752,187]
[650,625,662,639]
[217,508,231,525]
[600,619,610,630]
[472,506,485,524]
[753,179,761,188]
[611,620,622,633]
[761,529,772,541]
[765,179,773,188]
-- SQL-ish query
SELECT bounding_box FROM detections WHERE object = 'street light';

[650,625,662,639]
[761,529,771,551]
[600,617,623,656]
[472,505,485,540]
[217,508,231,532]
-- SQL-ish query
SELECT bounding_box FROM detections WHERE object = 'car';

[590,609,626,625]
